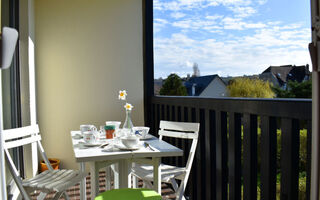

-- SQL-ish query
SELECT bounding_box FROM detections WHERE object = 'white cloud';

[171,12,186,19]
[221,17,266,30]
[154,0,254,11]
[257,0,268,5]
[228,6,257,18]
[154,18,169,33]
[154,22,311,78]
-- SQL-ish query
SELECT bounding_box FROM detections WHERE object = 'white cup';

[83,130,98,144]
[80,125,96,134]
[132,127,150,139]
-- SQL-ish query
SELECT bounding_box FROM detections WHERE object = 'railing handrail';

[152,96,312,120]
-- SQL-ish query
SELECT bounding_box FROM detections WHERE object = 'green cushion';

[95,188,162,200]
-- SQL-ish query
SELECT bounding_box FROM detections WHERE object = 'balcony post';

[142,0,154,130]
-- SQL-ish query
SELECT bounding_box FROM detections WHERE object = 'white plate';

[81,142,102,147]
[139,134,153,140]
[114,143,142,150]
[73,134,83,139]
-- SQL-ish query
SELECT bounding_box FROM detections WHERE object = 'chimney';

[192,84,196,96]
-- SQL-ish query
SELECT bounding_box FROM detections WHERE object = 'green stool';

[95,188,162,200]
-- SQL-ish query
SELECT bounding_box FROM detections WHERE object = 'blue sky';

[153,0,311,78]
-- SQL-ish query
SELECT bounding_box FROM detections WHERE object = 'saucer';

[114,143,142,150]
[80,141,102,147]
[139,134,153,140]
[73,134,83,139]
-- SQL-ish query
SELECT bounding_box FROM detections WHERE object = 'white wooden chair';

[131,120,199,200]
[3,125,87,200]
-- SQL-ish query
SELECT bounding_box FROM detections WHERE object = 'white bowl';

[132,127,150,139]
[121,135,139,148]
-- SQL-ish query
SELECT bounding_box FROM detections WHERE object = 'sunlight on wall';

[35,0,144,169]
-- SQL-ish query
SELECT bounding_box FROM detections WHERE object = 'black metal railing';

[147,96,312,200]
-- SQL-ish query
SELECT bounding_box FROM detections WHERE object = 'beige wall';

[35,0,144,169]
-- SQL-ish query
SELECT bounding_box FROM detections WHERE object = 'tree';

[272,80,312,98]
[227,78,275,98]
[159,74,187,96]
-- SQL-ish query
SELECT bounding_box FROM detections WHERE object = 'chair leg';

[62,191,70,200]
[143,180,153,189]
[175,181,186,200]
[36,192,47,200]
[105,166,112,190]
[170,178,179,192]
[52,192,63,200]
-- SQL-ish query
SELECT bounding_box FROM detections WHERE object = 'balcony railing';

[147,96,312,200]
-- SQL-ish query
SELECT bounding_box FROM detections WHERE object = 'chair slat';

[3,125,39,140]
[158,130,198,139]
[160,120,199,132]
[4,135,41,149]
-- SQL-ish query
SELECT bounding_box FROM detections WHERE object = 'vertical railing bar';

[181,107,187,167]
[163,104,169,164]
[229,112,242,200]
[194,108,202,200]
[209,110,217,200]
[151,103,155,135]
[280,118,300,200]
[160,104,165,120]
[204,109,212,200]
[186,107,193,198]
[216,111,228,200]
[306,120,312,200]
[176,106,182,167]
[210,110,217,200]
[260,116,277,200]
[243,114,258,200]
[154,104,159,137]
[169,105,175,165]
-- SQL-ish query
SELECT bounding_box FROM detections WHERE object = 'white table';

[70,131,183,200]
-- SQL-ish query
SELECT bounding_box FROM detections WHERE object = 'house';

[184,75,227,97]
[259,65,311,88]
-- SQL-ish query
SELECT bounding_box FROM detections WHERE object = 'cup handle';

[91,126,97,131]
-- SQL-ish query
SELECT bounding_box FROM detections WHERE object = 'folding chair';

[131,120,199,200]
[3,125,87,200]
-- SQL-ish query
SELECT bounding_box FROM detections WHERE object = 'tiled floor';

[30,171,176,199]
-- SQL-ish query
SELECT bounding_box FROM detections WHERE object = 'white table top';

[71,131,183,162]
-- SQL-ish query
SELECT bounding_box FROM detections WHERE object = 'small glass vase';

[122,110,134,136]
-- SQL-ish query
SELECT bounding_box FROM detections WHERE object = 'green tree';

[272,80,312,98]
[227,78,275,98]
[159,74,187,96]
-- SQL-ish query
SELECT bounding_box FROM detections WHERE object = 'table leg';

[111,164,119,189]
[79,162,86,200]
[118,160,130,188]
[152,158,161,194]
[89,162,99,199]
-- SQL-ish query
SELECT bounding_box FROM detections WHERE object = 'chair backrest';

[3,125,52,200]
[158,120,199,173]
